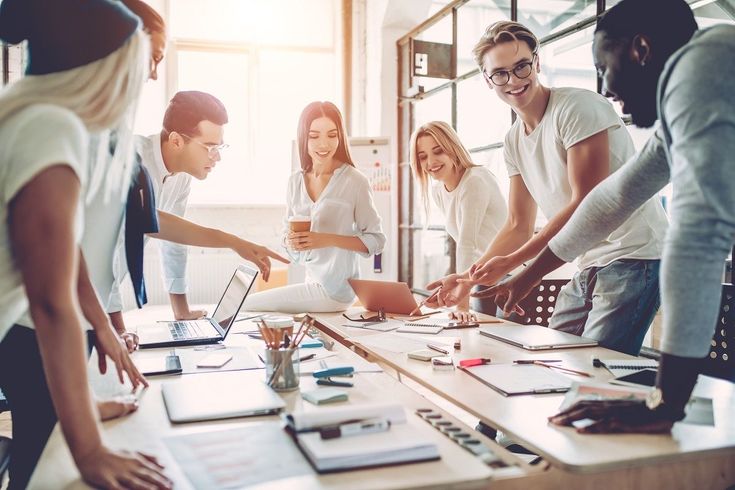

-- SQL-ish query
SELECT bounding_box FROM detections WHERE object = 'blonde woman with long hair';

[410,121,507,319]
[0,0,171,488]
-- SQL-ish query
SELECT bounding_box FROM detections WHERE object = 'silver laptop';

[162,370,285,423]
[479,324,598,350]
[138,264,258,349]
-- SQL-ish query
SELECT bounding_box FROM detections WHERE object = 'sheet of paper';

[349,333,428,354]
[299,355,382,375]
[341,319,402,332]
[682,396,715,426]
[164,423,312,489]
[464,364,572,396]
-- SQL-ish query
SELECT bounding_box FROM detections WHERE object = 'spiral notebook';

[600,358,658,378]
[401,318,478,330]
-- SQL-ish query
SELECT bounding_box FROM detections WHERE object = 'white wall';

[123,0,433,309]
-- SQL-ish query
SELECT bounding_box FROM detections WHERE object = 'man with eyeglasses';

[107,91,288,344]
[484,0,735,433]
[427,21,668,357]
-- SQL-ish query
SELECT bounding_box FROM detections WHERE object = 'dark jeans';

[471,283,524,323]
[0,325,95,490]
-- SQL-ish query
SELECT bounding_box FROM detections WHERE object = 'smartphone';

[197,352,233,368]
[445,321,479,329]
[135,355,182,376]
[407,349,442,361]
[612,368,657,387]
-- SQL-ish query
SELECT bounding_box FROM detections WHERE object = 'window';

[168,0,342,205]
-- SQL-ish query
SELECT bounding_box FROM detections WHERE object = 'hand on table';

[549,399,676,434]
[449,309,478,323]
[77,446,172,490]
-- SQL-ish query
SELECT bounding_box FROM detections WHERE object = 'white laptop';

[479,324,598,350]
[138,265,258,349]
[162,370,285,423]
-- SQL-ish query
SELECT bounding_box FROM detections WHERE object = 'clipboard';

[460,363,572,396]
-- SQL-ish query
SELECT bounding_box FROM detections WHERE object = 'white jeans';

[242,282,354,314]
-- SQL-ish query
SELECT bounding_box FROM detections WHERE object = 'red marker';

[459,358,492,368]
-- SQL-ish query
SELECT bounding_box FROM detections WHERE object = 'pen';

[316,378,354,388]
[426,343,450,355]
[320,417,391,440]
[298,353,317,362]
[534,361,592,377]
[410,287,442,316]
[513,359,562,364]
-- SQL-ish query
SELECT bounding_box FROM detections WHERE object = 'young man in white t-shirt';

[428,21,668,356]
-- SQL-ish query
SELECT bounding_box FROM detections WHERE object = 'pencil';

[535,361,591,377]
[410,287,442,316]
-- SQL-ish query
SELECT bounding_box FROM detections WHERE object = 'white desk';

[29,307,532,490]
[311,309,735,486]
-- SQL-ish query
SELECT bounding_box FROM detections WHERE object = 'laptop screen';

[211,265,258,333]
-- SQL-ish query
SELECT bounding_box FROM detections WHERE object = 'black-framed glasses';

[179,133,229,159]
[342,308,386,323]
[483,53,537,87]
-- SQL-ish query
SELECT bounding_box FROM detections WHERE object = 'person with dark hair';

[486,0,735,433]
[121,0,166,80]
[106,91,289,341]
[242,101,386,313]
[427,20,669,356]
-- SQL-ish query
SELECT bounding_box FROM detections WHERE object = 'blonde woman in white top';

[243,101,385,313]
[410,121,507,320]
[0,0,171,487]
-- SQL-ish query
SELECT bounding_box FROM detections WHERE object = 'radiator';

[120,246,246,309]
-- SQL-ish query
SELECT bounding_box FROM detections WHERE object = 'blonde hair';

[472,21,539,70]
[0,29,149,203]
[409,121,478,219]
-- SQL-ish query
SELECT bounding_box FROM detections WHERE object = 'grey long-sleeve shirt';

[548,25,735,358]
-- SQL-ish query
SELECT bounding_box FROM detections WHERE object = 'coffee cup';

[289,216,311,232]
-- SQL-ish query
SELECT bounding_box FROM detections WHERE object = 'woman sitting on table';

[409,121,507,320]
[243,101,385,313]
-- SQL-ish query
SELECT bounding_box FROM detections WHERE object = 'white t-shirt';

[0,104,88,341]
[431,166,507,273]
[286,164,386,303]
[504,87,668,270]
[107,133,192,312]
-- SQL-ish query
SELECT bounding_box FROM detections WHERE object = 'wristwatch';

[645,387,664,411]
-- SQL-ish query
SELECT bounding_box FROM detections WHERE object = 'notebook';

[479,324,598,350]
[397,323,443,334]
[285,403,439,472]
[403,318,478,330]
[461,363,573,396]
[599,358,658,378]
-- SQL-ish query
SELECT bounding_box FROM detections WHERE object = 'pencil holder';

[265,348,300,392]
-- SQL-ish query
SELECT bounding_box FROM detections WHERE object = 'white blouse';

[432,166,507,273]
[285,164,386,303]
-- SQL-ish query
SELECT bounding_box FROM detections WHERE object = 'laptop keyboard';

[169,321,209,340]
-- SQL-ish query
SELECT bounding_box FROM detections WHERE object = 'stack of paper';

[285,403,439,472]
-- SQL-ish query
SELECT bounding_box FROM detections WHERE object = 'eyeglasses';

[179,133,229,159]
[483,53,537,87]
[342,308,386,323]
